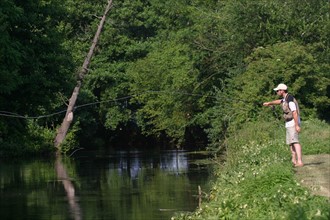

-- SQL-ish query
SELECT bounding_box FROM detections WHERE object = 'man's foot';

[295,163,304,167]
[292,159,297,165]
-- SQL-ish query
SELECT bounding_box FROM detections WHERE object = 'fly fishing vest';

[281,94,300,122]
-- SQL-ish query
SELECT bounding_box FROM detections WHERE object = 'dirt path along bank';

[295,154,330,199]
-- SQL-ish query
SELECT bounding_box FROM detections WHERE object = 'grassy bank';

[173,119,330,220]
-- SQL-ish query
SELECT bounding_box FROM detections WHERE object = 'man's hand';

[263,100,281,106]
[295,125,301,133]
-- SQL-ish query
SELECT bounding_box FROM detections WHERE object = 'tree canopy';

[0,0,329,155]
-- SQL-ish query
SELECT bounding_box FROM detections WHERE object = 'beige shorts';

[286,126,299,145]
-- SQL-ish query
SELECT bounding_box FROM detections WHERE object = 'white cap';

[273,83,287,91]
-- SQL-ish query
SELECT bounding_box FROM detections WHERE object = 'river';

[0,149,212,220]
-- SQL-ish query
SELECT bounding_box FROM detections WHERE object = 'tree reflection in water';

[0,150,210,220]
[55,156,82,220]
[159,151,188,174]
[114,150,189,179]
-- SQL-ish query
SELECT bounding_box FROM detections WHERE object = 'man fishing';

[263,83,304,167]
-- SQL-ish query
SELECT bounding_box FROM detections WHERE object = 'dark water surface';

[0,149,212,220]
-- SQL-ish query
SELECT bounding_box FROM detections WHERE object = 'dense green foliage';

[173,119,330,219]
[0,0,75,155]
[1,1,329,218]
[84,0,330,149]
[0,0,329,155]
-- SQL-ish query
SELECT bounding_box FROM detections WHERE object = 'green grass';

[173,119,330,220]
[300,119,330,155]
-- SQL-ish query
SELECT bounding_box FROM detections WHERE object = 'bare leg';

[290,144,297,165]
[293,143,303,167]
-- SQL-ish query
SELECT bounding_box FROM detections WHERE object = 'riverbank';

[295,154,330,199]
[173,119,330,219]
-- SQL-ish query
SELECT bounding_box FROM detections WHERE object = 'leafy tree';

[128,39,199,144]
[1,0,329,154]
[203,0,329,147]
[78,0,158,141]
[0,0,23,95]
[0,0,75,154]
[78,0,329,147]
[191,0,329,85]
[207,41,329,148]
[79,0,201,144]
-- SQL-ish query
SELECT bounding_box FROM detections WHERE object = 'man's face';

[276,90,284,97]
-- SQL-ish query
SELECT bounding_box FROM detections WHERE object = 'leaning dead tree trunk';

[54,0,113,150]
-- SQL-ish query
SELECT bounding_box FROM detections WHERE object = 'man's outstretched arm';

[263,99,281,106]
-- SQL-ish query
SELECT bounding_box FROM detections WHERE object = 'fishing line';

[0,90,217,120]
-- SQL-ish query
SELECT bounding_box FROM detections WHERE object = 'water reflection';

[0,150,211,220]
[114,151,189,179]
[55,156,82,220]
[159,151,188,174]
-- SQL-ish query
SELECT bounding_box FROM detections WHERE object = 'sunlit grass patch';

[300,119,330,154]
